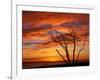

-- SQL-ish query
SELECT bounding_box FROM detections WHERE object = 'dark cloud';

[57,22,81,27]
[57,21,89,27]
[23,23,53,33]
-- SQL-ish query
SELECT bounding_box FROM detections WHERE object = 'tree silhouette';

[48,29,86,65]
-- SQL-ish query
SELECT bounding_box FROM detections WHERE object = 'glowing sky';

[22,11,89,63]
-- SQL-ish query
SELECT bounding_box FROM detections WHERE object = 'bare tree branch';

[60,33,71,64]
[70,30,76,64]
[56,49,68,64]
[48,30,66,51]
[75,39,86,64]
[72,36,76,64]
[48,29,72,64]
[65,45,71,64]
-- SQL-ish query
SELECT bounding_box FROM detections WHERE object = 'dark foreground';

[22,61,89,69]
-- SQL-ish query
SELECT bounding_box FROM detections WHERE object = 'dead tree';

[48,29,86,65]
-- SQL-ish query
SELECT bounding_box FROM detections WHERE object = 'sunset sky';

[22,11,89,66]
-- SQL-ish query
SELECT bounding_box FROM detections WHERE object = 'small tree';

[48,29,86,65]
